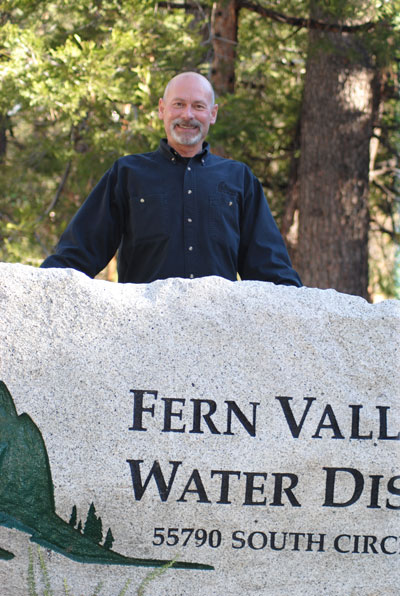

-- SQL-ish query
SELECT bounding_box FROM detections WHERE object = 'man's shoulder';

[106,149,162,176]
[208,152,250,170]
[207,152,254,180]
[116,148,160,165]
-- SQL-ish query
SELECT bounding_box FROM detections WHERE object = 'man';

[41,72,301,287]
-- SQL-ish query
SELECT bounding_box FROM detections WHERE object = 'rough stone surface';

[0,262,399,596]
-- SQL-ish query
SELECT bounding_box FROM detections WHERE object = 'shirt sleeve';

[40,161,126,278]
[237,170,302,287]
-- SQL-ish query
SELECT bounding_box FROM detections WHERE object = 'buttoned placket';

[183,159,198,279]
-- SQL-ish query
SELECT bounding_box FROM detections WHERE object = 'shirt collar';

[158,139,210,165]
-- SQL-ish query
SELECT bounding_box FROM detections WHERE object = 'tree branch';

[372,178,397,200]
[370,165,400,180]
[369,219,399,242]
[157,0,377,33]
[35,231,51,257]
[44,161,72,216]
[237,1,377,33]
[157,1,208,9]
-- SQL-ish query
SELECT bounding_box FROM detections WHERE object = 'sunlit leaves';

[0,0,205,262]
[0,0,398,297]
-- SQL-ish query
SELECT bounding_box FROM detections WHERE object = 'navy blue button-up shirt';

[41,140,301,286]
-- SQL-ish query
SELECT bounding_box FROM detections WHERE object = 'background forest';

[0,0,399,300]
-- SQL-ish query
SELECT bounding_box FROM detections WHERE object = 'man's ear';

[158,98,165,120]
[210,104,218,125]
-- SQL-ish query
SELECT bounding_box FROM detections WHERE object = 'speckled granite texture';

[0,263,399,595]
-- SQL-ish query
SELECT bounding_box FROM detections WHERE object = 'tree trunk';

[0,115,7,163]
[210,0,238,95]
[294,5,380,299]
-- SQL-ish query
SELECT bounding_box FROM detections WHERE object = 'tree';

[210,1,238,95]
[83,502,103,545]
[0,0,398,298]
[103,528,114,550]
[69,504,77,527]
[292,2,378,298]
[0,0,205,267]
[209,0,400,298]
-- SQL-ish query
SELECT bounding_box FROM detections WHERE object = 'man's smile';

[174,121,200,130]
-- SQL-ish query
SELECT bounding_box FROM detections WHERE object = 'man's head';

[158,72,218,157]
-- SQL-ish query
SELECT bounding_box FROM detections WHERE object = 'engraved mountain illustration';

[0,381,212,570]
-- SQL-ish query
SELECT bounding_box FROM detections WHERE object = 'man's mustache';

[172,118,202,129]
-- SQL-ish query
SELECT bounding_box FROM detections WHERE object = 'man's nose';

[182,104,194,119]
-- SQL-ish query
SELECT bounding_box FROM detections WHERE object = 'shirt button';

[201,159,205,164]
[187,167,191,171]
[188,246,193,251]
[189,274,194,279]
[229,201,233,206]
[187,218,192,223]
[140,198,145,203]
[187,190,192,195]
[171,157,176,162]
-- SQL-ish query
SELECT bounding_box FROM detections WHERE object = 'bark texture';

[210,0,238,95]
[295,9,379,299]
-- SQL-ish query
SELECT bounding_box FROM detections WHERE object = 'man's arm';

[237,171,302,287]
[41,162,125,278]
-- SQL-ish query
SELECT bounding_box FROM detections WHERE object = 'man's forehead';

[169,94,208,104]
[163,74,214,103]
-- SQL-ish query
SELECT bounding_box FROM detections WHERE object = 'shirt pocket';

[209,193,240,242]
[129,193,169,242]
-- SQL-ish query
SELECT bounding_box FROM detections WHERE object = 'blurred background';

[0,0,399,301]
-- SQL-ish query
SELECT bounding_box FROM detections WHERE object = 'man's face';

[158,74,218,155]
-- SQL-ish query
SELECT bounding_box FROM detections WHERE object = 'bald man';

[41,72,301,287]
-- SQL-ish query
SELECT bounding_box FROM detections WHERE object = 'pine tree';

[69,505,77,527]
[83,503,97,543]
[104,528,114,550]
[83,503,103,544]
[94,513,103,545]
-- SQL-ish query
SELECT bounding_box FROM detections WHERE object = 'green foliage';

[28,547,53,596]
[28,547,39,596]
[69,504,77,527]
[37,548,54,596]
[118,579,132,596]
[26,546,171,596]
[90,582,104,596]
[104,527,115,550]
[0,0,398,297]
[0,0,205,262]
[83,502,103,544]
[209,7,307,217]
[136,556,177,596]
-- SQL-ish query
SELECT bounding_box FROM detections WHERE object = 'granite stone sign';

[0,262,399,595]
